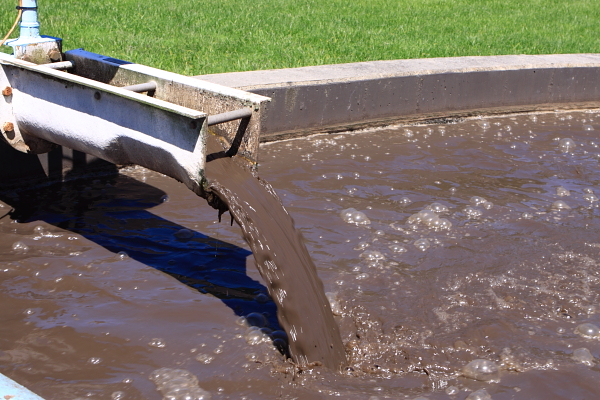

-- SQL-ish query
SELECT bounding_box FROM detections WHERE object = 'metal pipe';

[121,81,157,93]
[207,108,252,126]
[42,61,73,70]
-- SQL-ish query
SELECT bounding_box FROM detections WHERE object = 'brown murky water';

[1,110,600,399]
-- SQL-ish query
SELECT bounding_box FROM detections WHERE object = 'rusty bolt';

[2,86,12,96]
[3,122,14,132]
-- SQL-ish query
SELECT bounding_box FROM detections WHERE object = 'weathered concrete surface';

[194,54,600,140]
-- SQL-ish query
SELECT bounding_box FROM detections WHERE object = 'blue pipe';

[18,0,41,39]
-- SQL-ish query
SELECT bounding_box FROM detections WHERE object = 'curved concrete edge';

[0,373,45,400]
[194,54,600,141]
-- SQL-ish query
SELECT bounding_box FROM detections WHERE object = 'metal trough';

[0,50,270,198]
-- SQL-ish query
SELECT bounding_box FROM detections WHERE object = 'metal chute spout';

[0,51,270,203]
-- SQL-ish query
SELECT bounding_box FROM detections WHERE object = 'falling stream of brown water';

[202,135,347,370]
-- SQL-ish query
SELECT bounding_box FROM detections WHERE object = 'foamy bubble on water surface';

[438,218,452,230]
[399,197,412,205]
[149,368,211,400]
[551,200,571,211]
[403,129,414,138]
[584,125,594,131]
[445,386,459,395]
[482,201,494,210]
[195,353,214,364]
[88,357,102,365]
[389,244,407,253]
[466,389,492,400]
[426,202,449,213]
[464,206,483,218]
[414,238,431,251]
[160,195,169,203]
[111,392,125,400]
[558,138,576,153]
[117,251,129,260]
[12,241,29,253]
[584,188,595,194]
[477,120,491,130]
[255,293,269,303]
[270,330,288,353]
[522,212,533,219]
[572,348,595,366]
[360,250,385,261]
[149,338,166,348]
[470,196,487,206]
[245,312,267,328]
[326,292,344,316]
[354,242,369,250]
[259,327,272,337]
[245,327,268,345]
[462,359,500,381]
[583,194,598,202]
[575,323,600,338]
[340,208,370,225]
[556,186,570,197]
[407,209,452,231]
[585,305,596,315]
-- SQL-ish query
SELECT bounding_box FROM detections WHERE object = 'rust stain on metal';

[2,86,12,96]
[3,121,14,132]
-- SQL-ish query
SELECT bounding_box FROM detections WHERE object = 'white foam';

[572,348,595,366]
[466,389,492,400]
[551,200,571,210]
[559,138,576,153]
[575,323,600,338]
[149,368,211,400]
[414,238,431,251]
[462,359,500,381]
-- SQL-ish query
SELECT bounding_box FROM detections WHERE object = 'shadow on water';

[0,161,281,331]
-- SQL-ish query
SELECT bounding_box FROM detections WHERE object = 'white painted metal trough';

[0,49,270,199]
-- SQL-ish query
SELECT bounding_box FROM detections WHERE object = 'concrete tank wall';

[194,54,600,141]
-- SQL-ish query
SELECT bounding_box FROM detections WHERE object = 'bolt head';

[3,122,14,132]
[2,86,12,96]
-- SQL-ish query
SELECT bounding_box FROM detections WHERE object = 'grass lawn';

[1,0,599,75]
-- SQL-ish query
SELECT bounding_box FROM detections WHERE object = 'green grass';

[1,0,599,75]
